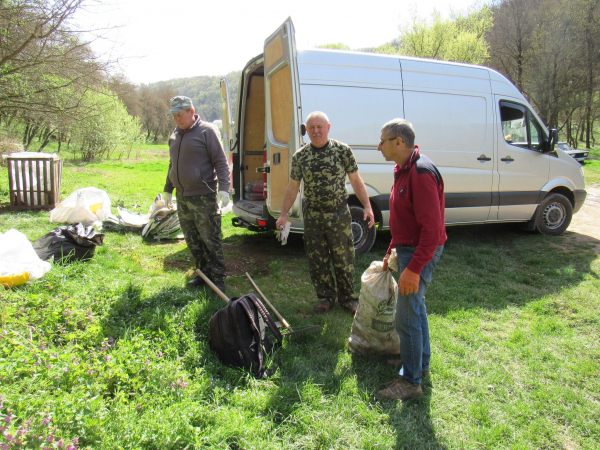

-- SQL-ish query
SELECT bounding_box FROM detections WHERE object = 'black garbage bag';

[33,223,104,263]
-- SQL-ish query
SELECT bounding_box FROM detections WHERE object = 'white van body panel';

[228,18,586,252]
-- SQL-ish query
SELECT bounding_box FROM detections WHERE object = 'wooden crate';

[7,156,63,211]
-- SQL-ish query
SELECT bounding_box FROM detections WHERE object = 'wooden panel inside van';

[270,66,292,144]
[243,75,265,183]
[265,35,284,69]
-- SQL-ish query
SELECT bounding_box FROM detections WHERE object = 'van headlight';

[580,165,585,181]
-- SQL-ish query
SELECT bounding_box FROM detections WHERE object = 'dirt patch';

[560,185,600,254]
[224,242,273,277]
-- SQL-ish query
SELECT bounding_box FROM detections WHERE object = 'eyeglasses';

[379,137,397,146]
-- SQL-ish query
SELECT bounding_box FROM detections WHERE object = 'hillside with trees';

[1,0,598,158]
[368,0,599,148]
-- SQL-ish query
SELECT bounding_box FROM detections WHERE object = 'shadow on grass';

[159,228,307,279]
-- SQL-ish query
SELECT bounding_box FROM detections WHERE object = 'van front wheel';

[535,193,573,236]
[349,205,376,254]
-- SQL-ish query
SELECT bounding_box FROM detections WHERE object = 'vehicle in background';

[220,18,587,254]
[557,142,589,164]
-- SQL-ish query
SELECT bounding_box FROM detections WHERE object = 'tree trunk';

[23,121,30,146]
[25,124,39,150]
[584,50,593,149]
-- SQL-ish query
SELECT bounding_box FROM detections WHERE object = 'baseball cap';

[169,96,194,114]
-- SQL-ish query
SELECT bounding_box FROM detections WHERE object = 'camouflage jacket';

[290,139,358,210]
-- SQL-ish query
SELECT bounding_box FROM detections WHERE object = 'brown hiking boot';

[379,377,422,400]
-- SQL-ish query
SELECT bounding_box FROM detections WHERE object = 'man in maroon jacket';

[377,118,447,401]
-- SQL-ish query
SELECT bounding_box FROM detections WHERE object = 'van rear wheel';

[535,193,573,236]
[349,205,376,254]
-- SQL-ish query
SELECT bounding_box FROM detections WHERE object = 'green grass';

[581,145,600,186]
[0,149,599,449]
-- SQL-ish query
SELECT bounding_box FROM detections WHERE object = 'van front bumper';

[573,189,587,214]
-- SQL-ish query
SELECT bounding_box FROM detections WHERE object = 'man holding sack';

[377,118,447,401]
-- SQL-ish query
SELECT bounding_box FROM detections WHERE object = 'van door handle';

[477,155,492,161]
[501,156,514,162]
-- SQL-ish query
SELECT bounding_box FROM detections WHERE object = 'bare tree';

[487,0,540,92]
[0,0,106,118]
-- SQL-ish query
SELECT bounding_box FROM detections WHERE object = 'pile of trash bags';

[33,223,104,263]
[141,194,182,240]
[102,193,183,240]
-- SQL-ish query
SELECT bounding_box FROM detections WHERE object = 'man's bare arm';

[348,171,375,228]
[275,179,301,230]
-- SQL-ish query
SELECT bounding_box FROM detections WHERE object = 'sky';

[75,0,486,85]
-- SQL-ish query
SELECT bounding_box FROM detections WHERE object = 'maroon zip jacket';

[387,146,447,274]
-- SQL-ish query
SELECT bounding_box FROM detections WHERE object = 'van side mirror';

[550,129,558,148]
[543,128,558,153]
[300,123,306,136]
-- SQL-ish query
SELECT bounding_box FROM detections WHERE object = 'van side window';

[528,115,542,151]
[500,101,544,152]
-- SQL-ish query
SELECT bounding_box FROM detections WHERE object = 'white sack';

[50,187,112,227]
[348,251,400,355]
[0,229,51,281]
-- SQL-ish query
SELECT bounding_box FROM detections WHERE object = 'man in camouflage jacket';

[275,111,374,314]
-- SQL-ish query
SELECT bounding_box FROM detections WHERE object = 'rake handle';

[245,272,293,332]
[195,269,229,304]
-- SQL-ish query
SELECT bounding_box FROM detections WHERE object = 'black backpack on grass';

[209,293,283,378]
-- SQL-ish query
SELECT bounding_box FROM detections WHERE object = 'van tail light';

[257,219,267,227]
[263,151,268,199]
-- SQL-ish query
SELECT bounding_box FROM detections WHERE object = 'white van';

[220,18,587,254]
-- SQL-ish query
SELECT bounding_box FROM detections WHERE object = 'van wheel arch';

[349,205,377,254]
[534,193,573,236]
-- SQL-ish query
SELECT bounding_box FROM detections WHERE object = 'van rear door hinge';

[256,166,270,173]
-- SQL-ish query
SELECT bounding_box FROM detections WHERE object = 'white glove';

[163,192,173,207]
[218,191,229,208]
[276,220,291,245]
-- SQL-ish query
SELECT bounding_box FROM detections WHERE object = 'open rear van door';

[220,78,235,161]
[263,18,303,219]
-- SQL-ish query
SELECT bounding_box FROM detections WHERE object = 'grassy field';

[0,146,599,449]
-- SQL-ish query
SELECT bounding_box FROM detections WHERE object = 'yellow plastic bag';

[0,272,30,288]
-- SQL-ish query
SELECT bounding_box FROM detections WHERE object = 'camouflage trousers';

[177,193,226,283]
[303,205,358,305]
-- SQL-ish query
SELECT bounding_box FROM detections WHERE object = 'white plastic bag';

[0,229,51,287]
[348,250,400,355]
[50,187,112,227]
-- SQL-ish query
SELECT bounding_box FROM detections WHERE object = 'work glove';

[276,220,291,245]
[163,192,173,207]
[399,267,420,296]
[218,191,229,208]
